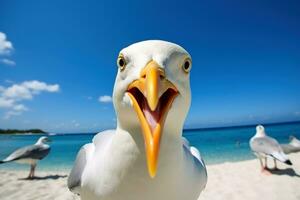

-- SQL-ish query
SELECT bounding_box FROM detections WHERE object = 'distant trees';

[0,129,47,134]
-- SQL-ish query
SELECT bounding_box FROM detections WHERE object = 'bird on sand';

[288,135,300,147]
[0,136,51,179]
[68,40,207,200]
[281,135,300,154]
[250,125,292,174]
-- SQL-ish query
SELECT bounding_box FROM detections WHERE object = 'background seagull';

[250,125,292,173]
[68,40,207,200]
[281,135,300,154]
[0,136,51,179]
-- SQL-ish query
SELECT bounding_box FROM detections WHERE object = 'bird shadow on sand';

[18,174,67,181]
[268,168,300,177]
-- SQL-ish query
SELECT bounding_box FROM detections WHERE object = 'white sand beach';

[0,152,299,200]
[200,152,300,200]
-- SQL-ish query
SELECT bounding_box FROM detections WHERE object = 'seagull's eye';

[117,55,126,71]
[182,58,192,73]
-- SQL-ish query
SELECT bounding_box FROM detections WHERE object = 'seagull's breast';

[80,130,205,200]
[81,129,141,198]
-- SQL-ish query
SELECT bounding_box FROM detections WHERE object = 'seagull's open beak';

[127,61,178,178]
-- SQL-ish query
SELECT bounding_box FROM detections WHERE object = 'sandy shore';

[200,152,300,200]
[0,170,79,200]
[0,152,299,200]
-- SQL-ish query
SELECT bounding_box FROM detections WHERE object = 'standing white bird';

[0,136,51,178]
[250,125,292,173]
[281,135,300,154]
[68,40,207,200]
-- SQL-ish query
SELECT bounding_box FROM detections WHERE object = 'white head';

[255,125,266,137]
[36,136,51,145]
[113,40,192,177]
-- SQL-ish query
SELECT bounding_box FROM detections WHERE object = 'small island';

[0,129,47,134]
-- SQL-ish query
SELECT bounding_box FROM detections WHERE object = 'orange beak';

[127,61,178,178]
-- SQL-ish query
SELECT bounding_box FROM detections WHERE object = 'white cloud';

[98,95,112,103]
[0,97,14,108]
[4,110,22,119]
[22,80,59,93]
[0,80,60,118]
[2,80,59,100]
[13,104,28,111]
[1,58,15,66]
[0,32,15,67]
[3,84,33,99]
[0,32,13,55]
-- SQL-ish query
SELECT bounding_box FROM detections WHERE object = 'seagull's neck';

[35,141,43,145]
[255,131,266,137]
[35,140,47,146]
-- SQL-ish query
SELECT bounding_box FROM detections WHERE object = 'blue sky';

[0,0,300,133]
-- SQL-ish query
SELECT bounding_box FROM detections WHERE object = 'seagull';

[68,40,207,200]
[289,135,300,147]
[0,136,51,178]
[250,125,292,173]
[281,135,300,154]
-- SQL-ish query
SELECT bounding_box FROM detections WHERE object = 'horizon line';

[47,120,300,135]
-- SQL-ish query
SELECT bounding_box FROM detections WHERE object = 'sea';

[1,122,300,171]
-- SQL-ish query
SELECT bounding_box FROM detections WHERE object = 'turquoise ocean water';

[1,122,300,171]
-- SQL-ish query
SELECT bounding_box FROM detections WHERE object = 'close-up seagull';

[250,125,292,173]
[67,40,207,200]
[0,136,51,179]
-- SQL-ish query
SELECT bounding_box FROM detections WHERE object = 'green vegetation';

[0,129,47,134]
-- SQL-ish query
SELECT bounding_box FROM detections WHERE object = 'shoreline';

[0,152,299,200]
[0,156,258,171]
[1,120,300,135]
[0,133,47,136]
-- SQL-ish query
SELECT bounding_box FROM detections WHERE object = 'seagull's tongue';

[142,100,161,133]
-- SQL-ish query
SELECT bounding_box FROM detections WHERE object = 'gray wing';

[250,136,290,163]
[68,130,115,195]
[182,137,207,191]
[67,144,91,194]
[250,136,282,155]
[2,145,50,162]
